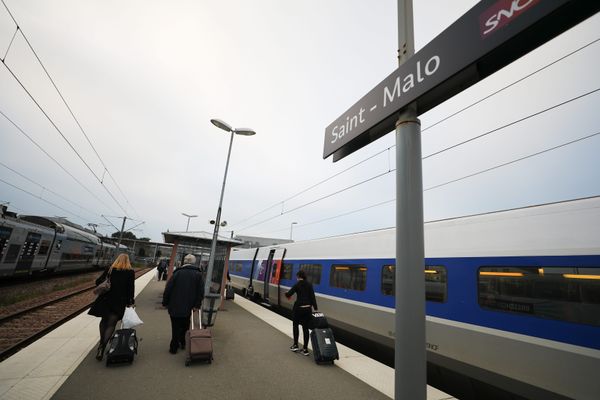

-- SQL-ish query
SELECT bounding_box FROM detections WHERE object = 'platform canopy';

[162,231,243,247]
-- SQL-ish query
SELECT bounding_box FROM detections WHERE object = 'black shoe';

[95,345,105,361]
[169,346,177,354]
[180,342,186,350]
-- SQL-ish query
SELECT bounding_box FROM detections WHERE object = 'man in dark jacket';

[162,254,204,354]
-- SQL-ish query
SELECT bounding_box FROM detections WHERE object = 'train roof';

[230,196,600,260]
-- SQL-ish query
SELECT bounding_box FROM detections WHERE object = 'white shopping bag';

[122,306,143,329]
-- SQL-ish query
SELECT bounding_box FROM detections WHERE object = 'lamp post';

[290,222,298,240]
[203,118,255,326]
[181,213,198,232]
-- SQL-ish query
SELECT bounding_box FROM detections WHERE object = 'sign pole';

[395,1,425,399]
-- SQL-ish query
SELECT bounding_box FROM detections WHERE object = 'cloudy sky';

[1,1,599,243]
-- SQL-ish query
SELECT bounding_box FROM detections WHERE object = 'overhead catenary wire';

[0,177,86,221]
[229,146,393,228]
[235,87,599,233]
[422,87,600,160]
[0,160,100,218]
[0,61,129,215]
[230,38,600,232]
[421,37,600,134]
[252,130,600,237]
[1,0,137,217]
[0,108,120,215]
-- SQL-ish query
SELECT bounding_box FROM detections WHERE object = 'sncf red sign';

[480,0,540,37]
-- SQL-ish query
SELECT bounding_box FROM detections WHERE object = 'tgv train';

[0,207,122,277]
[228,196,600,400]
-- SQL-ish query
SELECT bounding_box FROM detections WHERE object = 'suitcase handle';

[190,308,201,330]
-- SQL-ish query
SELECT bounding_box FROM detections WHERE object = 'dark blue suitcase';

[310,327,339,364]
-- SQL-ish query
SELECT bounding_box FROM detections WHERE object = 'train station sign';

[324,0,600,161]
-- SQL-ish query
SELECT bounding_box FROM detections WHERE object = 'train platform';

[0,269,455,400]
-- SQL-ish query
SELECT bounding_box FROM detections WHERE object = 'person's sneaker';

[289,344,299,352]
[301,348,310,356]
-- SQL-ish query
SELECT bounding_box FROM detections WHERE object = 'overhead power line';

[0,160,100,218]
[230,37,600,232]
[0,177,86,221]
[0,107,120,215]
[251,129,600,237]
[1,0,137,217]
[421,37,600,134]
[423,87,600,160]
[235,87,599,233]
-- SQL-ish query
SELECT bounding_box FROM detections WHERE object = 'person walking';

[162,254,204,354]
[88,253,135,361]
[285,270,318,356]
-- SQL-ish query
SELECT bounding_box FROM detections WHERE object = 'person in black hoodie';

[285,270,318,356]
[162,254,204,354]
[88,253,135,361]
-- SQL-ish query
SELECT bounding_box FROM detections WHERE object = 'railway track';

[0,268,152,361]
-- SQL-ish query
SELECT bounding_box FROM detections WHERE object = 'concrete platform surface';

[1,269,454,400]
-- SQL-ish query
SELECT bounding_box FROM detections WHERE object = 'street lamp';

[290,222,298,240]
[203,118,255,326]
[181,213,198,232]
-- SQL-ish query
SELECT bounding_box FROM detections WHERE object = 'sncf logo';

[479,0,540,37]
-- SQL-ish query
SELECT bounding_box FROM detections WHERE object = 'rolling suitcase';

[225,283,235,300]
[106,326,138,365]
[185,310,213,366]
[311,311,329,329]
[311,327,339,364]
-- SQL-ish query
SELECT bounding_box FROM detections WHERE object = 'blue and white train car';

[229,196,600,400]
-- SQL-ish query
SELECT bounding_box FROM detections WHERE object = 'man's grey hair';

[183,254,196,265]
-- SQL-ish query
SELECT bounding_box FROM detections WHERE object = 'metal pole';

[186,217,191,232]
[395,1,425,399]
[205,130,235,297]
[116,216,127,252]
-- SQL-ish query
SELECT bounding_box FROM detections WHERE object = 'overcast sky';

[1,1,599,243]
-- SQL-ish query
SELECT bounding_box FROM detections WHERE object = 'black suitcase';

[311,312,329,329]
[310,327,339,364]
[225,284,235,300]
[106,328,138,365]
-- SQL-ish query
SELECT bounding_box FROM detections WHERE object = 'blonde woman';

[88,253,135,360]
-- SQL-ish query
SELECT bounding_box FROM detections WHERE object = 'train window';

[381,265,447,302]
[235,263,243,272]
[4,244,21,264]
[281,263,293,280]
[299,263,322,284]
[382,265,394,295]
[330,264,367,291]
[0,226,12,260]
[478,266,600,326]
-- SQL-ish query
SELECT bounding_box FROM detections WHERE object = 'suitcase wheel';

[185,358,191,367]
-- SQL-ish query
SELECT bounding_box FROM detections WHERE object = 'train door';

[263,248,286,304]
[246,248,260,297]
[14,232,41,275]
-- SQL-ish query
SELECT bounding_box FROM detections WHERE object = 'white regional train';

[228,196,600,400]
[0,206,122,277]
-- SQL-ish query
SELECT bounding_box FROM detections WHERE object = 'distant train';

[0,206,126,277]
[228,196,600,400]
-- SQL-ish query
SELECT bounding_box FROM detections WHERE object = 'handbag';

[122,306,143,329]
[93,267,113,296]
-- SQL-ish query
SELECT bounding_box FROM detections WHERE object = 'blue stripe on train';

[230,255,600,350]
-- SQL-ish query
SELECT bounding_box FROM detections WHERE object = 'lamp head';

[233,128,256,136]
[210,119,233,132]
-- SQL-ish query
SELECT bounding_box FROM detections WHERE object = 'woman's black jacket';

[285,279,318,310]
[88,267,135,318]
